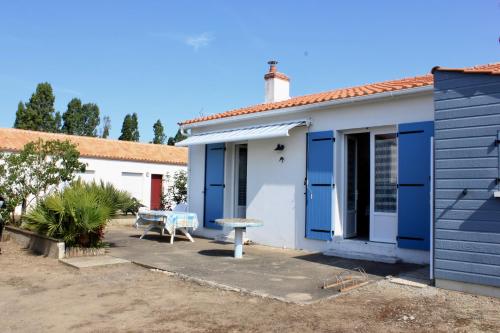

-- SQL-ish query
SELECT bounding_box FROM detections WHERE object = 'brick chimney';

[264,60,290,103]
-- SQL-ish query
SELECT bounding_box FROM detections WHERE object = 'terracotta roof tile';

[0,128,188,165]
[179,74,433,126]
[180,62,500,126]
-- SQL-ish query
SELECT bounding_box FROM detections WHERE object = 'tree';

[167,129,187,146]
[13,82,59,132]
[119,113,139,141]
[119,114,132,141]
[100,116,111,138]
[14,102,27,129]
[54,112,62,133]
[152,119,165,144]
[62,98,81,134]
[62,98,100,136]
[130,113,139,141]
[0,139,86,221]
[161,170,187,210]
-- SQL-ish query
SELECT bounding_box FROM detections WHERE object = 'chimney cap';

[264,60,289,82]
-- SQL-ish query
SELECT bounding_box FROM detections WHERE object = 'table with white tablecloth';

[135,210,199,244]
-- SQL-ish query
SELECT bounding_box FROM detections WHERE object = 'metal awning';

[175,120,308,146]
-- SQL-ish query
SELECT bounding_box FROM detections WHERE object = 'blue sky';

[0,1,498,142]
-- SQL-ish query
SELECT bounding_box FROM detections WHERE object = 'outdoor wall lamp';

[274,144,285,151]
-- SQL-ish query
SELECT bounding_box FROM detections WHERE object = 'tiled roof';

[179,62,500,126]
[0,128,188,165]
[179,75,433,126]
[432,62,500,75]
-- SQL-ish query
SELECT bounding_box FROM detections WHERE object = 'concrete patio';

[105,225,428,304]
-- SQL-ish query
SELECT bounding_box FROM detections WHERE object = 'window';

[375,133,397,213]
[122,172,143,177]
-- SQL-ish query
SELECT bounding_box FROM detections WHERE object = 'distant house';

[0,128,188,210]
[176,61,499,271]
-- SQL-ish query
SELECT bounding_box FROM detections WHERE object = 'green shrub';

[24,182,111,247]
[120,197,143,215]
[75,179,141,215]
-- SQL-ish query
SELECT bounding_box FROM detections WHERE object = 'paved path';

[105,226,426,303]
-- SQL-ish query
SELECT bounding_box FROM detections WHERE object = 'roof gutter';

[180,85,434,133]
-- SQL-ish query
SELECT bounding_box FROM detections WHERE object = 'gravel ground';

[0,238,499,333]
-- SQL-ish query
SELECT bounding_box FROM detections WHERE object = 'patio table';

[135,210,199,244]
[215,218,263,258]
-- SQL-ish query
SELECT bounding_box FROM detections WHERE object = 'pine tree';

[14,102,28,129]
[152,119,165,144]
[119,114,132,141]
[130,113,139,141]
[119,113,139,141]
[62,98,82,134]
[14,82,58,132]
[80,103,100,136]
[62,98,100,136]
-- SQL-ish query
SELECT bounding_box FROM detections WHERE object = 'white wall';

[9,156,186,217]
[187,92,435,256]
[77,157,186,208]
[265,78,290,103]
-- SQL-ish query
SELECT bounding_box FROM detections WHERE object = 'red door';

[150,174,163,210]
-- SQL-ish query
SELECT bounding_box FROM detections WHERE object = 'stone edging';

[4,225,65,259]
[3,225,106,259]
[65,247,106,258]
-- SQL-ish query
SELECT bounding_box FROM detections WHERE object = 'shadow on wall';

[460,189,500,233]
[437,181,500,233]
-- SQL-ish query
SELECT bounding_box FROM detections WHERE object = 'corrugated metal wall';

[434,70,500,287]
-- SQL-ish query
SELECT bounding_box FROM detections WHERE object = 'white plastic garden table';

[215,218,263,259]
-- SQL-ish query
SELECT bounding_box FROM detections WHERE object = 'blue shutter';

[306,131,334,240]
[397,121,434,250]
[204,143,225,230]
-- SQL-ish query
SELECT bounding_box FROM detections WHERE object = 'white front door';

[370,130,398,243]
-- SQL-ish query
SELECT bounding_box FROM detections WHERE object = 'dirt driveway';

[0,239,499,333]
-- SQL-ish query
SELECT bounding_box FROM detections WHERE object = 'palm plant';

[24,182,111,247]
[78,179,139,215]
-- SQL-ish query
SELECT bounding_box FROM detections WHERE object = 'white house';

[177,60,441,264]
[0,128,188,210]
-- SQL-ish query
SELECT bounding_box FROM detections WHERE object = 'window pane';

[375,134,397,213]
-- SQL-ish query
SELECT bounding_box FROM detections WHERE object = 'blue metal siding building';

[433,68,500,295]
